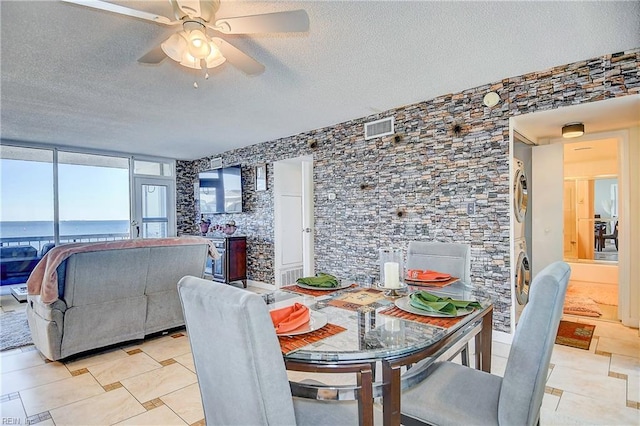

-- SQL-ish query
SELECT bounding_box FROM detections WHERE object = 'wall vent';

[280,268,304,286]
[209,157,223,169]
[364,117,395,140]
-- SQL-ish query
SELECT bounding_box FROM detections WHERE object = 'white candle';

[384,262,400,288]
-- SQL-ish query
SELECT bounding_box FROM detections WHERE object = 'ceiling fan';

[61,0,310,75]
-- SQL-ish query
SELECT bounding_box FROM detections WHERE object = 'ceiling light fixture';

[483,92,500,107]
[161,21,226,71]
[562,122,585,138]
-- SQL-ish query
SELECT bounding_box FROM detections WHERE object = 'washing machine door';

[515,250,531,305]
[513,167,528,223]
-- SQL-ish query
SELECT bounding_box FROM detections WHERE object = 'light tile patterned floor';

[1,294,638,425]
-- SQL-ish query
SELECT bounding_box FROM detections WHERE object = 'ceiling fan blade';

[60,0,177,25]
[138,46,167,64]
[212,9,309,34]
[212,38,265,75]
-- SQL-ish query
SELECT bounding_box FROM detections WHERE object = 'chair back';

[498,261,570,426]
[406,241,471,284]
[177,276,297,425]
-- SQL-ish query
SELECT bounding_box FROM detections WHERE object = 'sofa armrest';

[28,295,67,320]
[26,295,67,361]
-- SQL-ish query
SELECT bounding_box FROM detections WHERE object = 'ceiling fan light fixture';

[161,32,188,62]
[562,122,585,138]
[204,43,226,68]
[188,29,211,59]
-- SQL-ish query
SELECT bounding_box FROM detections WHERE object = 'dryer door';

[513,168,528,223]
[515,250,531,305]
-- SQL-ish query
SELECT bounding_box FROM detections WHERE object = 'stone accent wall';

[176,48,639,332]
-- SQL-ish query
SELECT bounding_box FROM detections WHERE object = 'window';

[57,151,131,242]
[0,144,176,252]
[134,160,173,176]
[0,146,54,252]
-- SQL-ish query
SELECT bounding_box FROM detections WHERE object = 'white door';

[274,156,314,287]
[132,177,176,238]
[531,143,564,275]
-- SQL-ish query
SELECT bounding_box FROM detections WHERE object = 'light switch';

[467,202,475,215]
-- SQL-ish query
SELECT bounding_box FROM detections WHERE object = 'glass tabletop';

[278,283,492,363]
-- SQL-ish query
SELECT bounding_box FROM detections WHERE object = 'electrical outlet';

[467,202,475,215]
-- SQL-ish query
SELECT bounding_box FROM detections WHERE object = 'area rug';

[566,282,618,306]
[563,295,602,317]
[555,320,595,350]
[0,309,33,351]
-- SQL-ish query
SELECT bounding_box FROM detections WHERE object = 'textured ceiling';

[1,1,639,160]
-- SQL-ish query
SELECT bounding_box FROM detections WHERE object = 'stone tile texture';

[175,48,640,333]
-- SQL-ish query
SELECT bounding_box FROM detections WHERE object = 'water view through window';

[0,146,54,246]
[1,147,131,251]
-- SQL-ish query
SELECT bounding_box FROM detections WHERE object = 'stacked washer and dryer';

[513,158,531,325]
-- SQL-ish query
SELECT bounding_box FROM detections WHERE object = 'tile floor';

[1,293,638,425]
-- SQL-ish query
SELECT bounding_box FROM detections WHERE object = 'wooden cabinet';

[206,236,247,287]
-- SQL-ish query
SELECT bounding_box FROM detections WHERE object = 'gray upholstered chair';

[406,241,471,285]
[400,261,571,426]
[406,241,472,364]
[177,276,366,425]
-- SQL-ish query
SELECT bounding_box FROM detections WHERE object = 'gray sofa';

[26,242,209,361]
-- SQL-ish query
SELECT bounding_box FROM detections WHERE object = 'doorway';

[562,138,619,321]
[273,156,314,288]
[132,177,176,239]
[513,95,639,329]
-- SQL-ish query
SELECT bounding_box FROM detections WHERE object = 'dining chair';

[406,241,471,364]
[602,220,619,251]
[406,241,471,285]
[177,276,368,425]
[400,261,570,426]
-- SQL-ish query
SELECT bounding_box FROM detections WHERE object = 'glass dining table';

[268,281,494,426]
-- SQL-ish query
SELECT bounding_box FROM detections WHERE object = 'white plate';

[295,281,353,291]
[276,311,328,336]
[394,296,474,318]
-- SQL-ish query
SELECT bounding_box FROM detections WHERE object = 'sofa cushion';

[63,248,150,307]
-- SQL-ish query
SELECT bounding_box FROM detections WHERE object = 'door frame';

[530,130,634,327]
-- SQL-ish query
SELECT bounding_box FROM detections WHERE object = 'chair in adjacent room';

[177,276,370,426]
[406,241,472,364]
[602,220,619,251]
[400,261,570,426]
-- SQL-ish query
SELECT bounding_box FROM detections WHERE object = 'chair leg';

[460,344,469,367]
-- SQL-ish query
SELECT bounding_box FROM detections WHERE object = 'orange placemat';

[278,323,347,355]
[281,283,358,297]
[378,306,465,328]
[405,277,459,288]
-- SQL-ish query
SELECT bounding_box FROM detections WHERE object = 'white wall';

[531,143,564,275]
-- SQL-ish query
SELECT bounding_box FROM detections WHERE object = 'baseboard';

[246,279,276,291]
[493,330,513,345]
